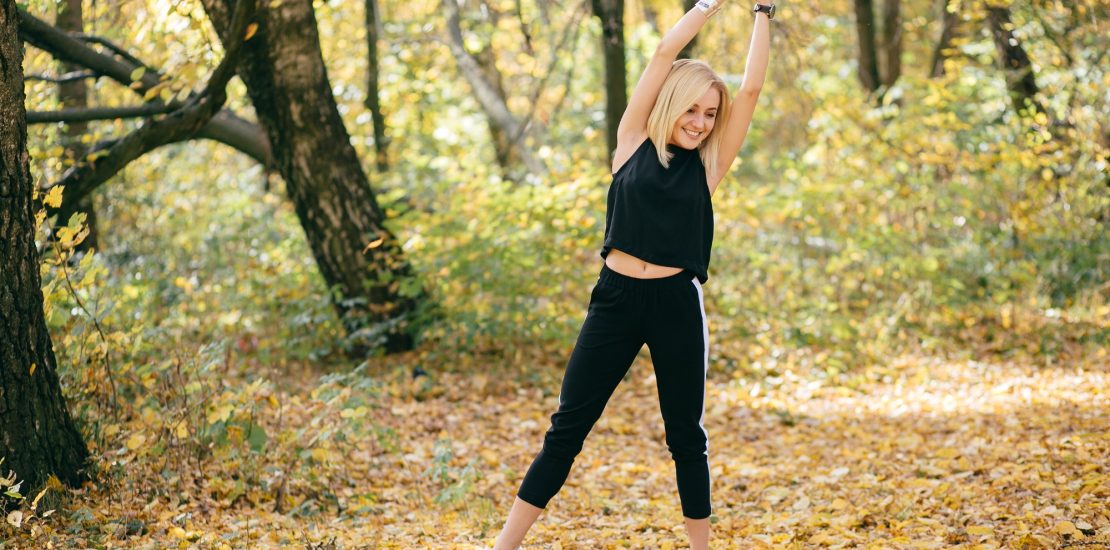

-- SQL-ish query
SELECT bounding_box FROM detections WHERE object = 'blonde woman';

[493,1,772,548]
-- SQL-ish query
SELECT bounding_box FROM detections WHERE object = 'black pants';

[516,263,711,519]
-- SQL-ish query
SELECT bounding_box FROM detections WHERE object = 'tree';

[852,0,901,93]
[441,0,545,179]
[985,5,1044,117]
[21,2,424,355]
[17,8,274,204]
[591,0,626,162]
[54,0,98,253]
[364,0,389,172]
[1,0,89,489]
[200,0,425,354]
[929,0,960,78]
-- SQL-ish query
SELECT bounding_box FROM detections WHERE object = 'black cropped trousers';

[516,263,712,519]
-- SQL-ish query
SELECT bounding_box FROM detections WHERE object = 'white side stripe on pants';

[691,276,709,457]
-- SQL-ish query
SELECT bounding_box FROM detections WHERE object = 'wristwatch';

[753,3,776,20]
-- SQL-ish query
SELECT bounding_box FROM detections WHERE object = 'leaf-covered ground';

[8,348,1108,549]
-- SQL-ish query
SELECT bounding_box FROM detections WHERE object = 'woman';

[493,1,771,548]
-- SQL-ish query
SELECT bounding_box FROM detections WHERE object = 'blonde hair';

[645,59,730,179]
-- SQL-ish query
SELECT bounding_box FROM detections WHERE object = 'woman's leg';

[645,275,712,549]
[684,516,709,550]
[491,497,543,550]
[496,276,643,547]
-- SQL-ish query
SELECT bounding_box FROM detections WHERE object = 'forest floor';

[11,347,1109,549]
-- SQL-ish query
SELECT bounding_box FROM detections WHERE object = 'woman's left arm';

[710,3,772,193]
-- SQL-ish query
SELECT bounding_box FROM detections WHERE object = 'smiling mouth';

[684,129,704,139]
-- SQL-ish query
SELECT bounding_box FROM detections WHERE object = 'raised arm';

[709,2,771,193]
[611,2,721,173]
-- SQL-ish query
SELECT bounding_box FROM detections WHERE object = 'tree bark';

[201,0,423,355]
[55,0,98,252]
[591,0,626,162]
[853,0,880,92]
[1,0,89,489]
[879,0,901,86]
[364,0,388,172]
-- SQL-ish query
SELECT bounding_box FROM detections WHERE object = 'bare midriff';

[604,248,685,279]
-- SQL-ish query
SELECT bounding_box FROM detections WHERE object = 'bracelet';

[695,0,723,18]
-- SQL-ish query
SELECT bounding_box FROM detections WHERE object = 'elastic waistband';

[598,263,698,291]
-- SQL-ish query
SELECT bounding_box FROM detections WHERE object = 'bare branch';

[28,104,178,124]
[75,33,152,72]
[25,70,98,84]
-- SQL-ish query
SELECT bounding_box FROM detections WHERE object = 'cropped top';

[600,137,715,284]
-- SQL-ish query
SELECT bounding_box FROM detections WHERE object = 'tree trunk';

[55,0,98,252]
[986,6,1044,117]
[364,0,388,172]
[879,0,901,86]
[677,0,697,59]
[929,0,959,78]
[441,0,544,179]
[201,0,423,355]
[474,44,517,176]
[1,0,89,488]
[591,0,626,162]
[853,0,880,92]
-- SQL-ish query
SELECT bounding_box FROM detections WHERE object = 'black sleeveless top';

[600,137,714,284]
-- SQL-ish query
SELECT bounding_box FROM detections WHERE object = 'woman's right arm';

[612,2,721,172]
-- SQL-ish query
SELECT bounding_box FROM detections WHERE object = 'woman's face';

[668,87,720,149]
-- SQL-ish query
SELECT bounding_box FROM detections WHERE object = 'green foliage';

[422,438,482,508]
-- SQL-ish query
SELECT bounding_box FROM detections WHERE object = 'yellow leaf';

[1054,521,1080,536]
[340,406,368,419]
[30,487,47,511]
[936,447,959,459]
[126,433,147,451]
[244,23,259,41]
[29,363,36,376]
[967,525,994,536]
[43,186,63,208]
[207,403,234,424]
[363,236,385,252]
